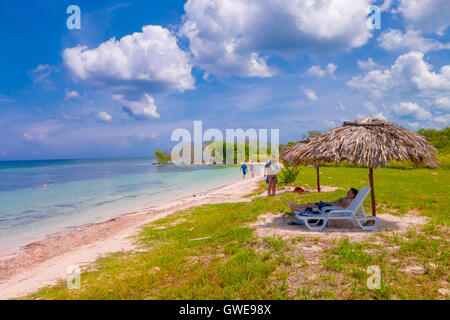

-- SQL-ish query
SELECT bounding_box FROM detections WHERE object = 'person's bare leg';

[271,178,277,196]
[268,178,275,196]
[286,199,316,212]
[267,179,272,196]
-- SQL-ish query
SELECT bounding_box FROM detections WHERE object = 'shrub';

[279,165,301,184]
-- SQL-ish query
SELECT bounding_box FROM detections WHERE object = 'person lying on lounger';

[286,188,359,212]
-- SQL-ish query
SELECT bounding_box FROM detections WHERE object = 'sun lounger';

[295,186,379,231]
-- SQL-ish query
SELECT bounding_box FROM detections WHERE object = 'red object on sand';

[293,187,305,194]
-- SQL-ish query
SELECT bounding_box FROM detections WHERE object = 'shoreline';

[0,173,243,259]
[0,175,262,299]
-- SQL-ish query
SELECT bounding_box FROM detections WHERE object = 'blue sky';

[0,0,449,160]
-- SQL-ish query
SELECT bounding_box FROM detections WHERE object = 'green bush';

[417,127,450,154]
[438,154,450,170]
[154,149,172,164]
[279,165,301,184]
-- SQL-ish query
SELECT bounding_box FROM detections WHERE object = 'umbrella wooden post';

[316,164,321,192]
[369,167,376,216]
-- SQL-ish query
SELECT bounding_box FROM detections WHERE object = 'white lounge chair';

[295,186,379,231]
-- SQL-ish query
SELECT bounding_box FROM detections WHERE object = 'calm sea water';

[0,159,241,255]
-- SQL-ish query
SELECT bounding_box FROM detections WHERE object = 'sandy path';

[0,176,261,300]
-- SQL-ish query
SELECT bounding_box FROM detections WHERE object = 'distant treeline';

[417,127,450,154]
[155,141,276,164]
[155,127,449,165]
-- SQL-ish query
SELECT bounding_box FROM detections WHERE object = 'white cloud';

[307,63,337,77]
[302,87,318,101]
[181,0,373,78]
[435,97,450,111]
[30,64,57,88]
[408,122,421,130]
[65,90,79,100]
[373,112,387,121]
[61,113,79,121]
[0,94,14,103]
[31,64,53,82]
[113,94,160,120]
[396,0,450,35]
[361,101,388,120]
[363,101,378,113]
[97,111,112,122]
[63,25,195,94]
[378,29,450,53]
[23,133,33,141]
[307,66,325,77]
[380,0,393,12]
[335,102,346,111]
[434,114,450,125]
[327,63,337,75]
[347,51,450,99]
[357,58,382,71]
[392,102,432,121]
[20,121,63,144]
[23,132,48,142]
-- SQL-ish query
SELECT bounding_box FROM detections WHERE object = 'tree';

[417,127,450,154]
[154,149,172,164]
[302,130,321,140]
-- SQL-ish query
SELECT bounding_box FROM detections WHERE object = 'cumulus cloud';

[357,58,382,71]
[307,63,337,77]
[347,51,450,99]
[378,29,450,53]
[113,94,160,120]
[65,89,79,100]
[97,111,112,122]
[63,25,195,94]
[180,0,373,78]
[302,87,318,101]
[392,102,432,121]
[396,0,450,35]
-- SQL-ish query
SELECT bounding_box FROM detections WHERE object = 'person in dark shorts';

[240,162,248,179]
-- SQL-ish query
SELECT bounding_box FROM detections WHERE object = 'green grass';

[24,166,449,300]
[280,166,449,224]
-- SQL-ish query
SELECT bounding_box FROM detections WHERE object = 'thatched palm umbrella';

[281,118,439,216]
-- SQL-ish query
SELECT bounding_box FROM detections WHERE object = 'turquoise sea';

[0,159,241,255]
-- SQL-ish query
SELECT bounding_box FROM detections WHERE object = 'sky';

[0,0,449,160]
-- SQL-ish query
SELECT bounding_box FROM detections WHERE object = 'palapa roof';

[281,118,439,169]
